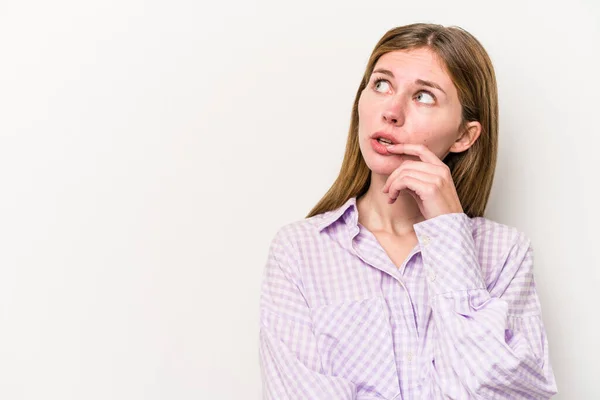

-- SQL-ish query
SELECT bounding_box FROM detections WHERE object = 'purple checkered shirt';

[258,196,557,399]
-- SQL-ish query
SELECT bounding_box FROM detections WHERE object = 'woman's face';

[357,47,476,174]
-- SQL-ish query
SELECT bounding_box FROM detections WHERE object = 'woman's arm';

[414,213,558,399]
[259,230,357,400]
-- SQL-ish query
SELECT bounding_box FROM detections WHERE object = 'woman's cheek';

[410,126,435,145]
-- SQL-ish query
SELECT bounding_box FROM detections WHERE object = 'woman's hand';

[382,143,464,220]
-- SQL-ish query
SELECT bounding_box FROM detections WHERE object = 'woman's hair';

[306,23,498,219]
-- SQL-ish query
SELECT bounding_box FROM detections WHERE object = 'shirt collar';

[315,196,359,232]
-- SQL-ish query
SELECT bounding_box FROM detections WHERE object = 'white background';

[0,0,598,399]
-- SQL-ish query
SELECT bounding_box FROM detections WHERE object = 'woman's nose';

[381,98,406,126]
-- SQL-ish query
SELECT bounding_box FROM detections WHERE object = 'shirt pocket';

[311,296,401,400]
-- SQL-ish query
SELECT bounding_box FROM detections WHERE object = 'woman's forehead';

[373,49,451,83]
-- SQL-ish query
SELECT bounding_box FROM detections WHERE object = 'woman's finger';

[383,160,447,193]
[387,173,436,203]
[385,143,446,166]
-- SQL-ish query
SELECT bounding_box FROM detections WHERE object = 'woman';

[258,23,557,399]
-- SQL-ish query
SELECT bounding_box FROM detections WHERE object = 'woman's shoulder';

[269,213,330,247]
[270,200,350,241]
[414,212,529,249]
[415,212,532,277]
[470,215,531,250]
[468,215,535,286]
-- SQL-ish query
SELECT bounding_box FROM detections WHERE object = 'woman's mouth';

[377,138,394,145]
[371,138,393,155]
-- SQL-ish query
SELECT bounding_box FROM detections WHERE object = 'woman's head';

[307,23,498,219]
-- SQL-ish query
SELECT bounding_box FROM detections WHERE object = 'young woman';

[258,23,557,399]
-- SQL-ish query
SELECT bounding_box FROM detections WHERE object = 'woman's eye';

[373,79,390,92]
[415,91,435,104]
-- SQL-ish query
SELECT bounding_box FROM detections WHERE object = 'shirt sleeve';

[413,213,558,399]
[258,230,357,400]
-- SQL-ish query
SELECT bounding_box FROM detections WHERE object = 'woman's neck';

[357,173,425,236]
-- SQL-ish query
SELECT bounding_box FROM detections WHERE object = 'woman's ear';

[449,121,482,153]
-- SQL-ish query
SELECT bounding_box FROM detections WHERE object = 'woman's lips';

[370,138,393,155]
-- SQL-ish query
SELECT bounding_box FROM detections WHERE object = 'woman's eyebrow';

[372,68,447,95]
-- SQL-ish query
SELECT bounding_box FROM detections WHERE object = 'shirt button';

[420,235,431,246]
[407,352,413,362]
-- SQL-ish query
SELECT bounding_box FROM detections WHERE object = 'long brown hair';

[306,23,498,219]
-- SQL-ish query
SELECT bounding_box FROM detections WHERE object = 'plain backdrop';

[0,0,599,399]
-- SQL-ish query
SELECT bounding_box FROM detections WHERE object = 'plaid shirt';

[259,196,557,399]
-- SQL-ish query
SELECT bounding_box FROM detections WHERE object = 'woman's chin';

[366,163,399,177]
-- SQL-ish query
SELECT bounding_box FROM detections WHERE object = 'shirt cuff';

[413,212,487,296]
